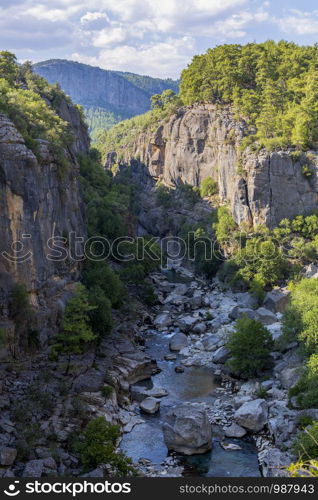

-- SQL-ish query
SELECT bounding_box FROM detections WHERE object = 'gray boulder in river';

[163,403,212,455]
[169,332,188,351]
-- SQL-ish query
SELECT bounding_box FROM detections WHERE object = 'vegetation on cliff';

[0,51,75,158]
[215,209,318,295]
[180,41,318,150]
[98,41,318,158]
[95,89,182,161]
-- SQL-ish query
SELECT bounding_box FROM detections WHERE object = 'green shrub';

[289,354,318,409]
[138,283,157,305]
[156,184,174,208]
[302,164,314,178]
[200,177,218,197]
[53,284,96,358]
[88,286,113,338]
[233,237,288,289]
[177,184,201,206]
[255,386,268,399]
[288,279,318,353]
[213,206,238,243]
[288,460,318,477]
[76,417,134,475]
[298,415,314,430]
[83,261,124,308]
[101,385,114,399]
[227,315,274,377]
[293,421,318,460]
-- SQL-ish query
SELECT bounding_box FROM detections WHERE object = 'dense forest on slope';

[33,59,179,137]
[180,41,318,150]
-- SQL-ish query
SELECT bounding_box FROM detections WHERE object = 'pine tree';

[54,284,96,358]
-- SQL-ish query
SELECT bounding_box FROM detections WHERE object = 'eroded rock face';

[111,104,318,229]
[0,106,88,355]
[163,403,212,455]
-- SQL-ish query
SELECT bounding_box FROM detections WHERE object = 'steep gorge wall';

[113,104,318,228]
[0,101,89,354]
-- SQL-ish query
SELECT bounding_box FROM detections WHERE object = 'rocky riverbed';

[0,265,313,478]
[118,265,315,477]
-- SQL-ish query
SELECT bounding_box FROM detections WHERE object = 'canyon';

[0,70,317,477]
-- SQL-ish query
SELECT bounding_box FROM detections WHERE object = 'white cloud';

[92,27,127,47]
[72,37,196,78]
[212,9,269,38]
[25,3,80,22]
[5,0,318,79]
[80,11,110,26]
[276,9,318,35]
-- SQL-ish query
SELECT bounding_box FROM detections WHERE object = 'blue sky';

[1,1,318,78]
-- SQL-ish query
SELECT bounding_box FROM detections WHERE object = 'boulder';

[229,307,256,321]
[22,459,44,477]
[130,385,168,402]
[202,335,219,351]
[304,263,318,279]
[140,397,160,414]
[212,346,230,364]
[188,292,203,309]
[175,366,185,373]
[176,315,198,332]
[278,367,301,389]
[261,379,274,390]
[255,307,277,325]
[192,322,207,334]
[260,448,292,477]
[264,289,290,313]
[165,353,177,361]
[146,387,168,398]
[163,403,212,455]
[235,292,258,309]
[235,399,268,432]
[154,312,172,329]
[169,332,188,351]
[224,423,247,438]
[0,447,17,466]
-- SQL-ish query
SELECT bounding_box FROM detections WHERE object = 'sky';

[1,0,318,79]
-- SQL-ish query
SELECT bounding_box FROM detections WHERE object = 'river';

[120,327,261,477]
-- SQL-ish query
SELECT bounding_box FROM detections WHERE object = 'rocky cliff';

[33,60,179,120]
[0,100,88,356]
[110,104,318,228]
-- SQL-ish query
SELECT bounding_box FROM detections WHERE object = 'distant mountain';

[33,59,179,137]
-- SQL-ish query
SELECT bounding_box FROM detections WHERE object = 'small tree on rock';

[227,315,274,377]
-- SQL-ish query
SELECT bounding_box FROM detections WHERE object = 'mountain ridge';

[33,59,179,135]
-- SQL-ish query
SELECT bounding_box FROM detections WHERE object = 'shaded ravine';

[120,328,261,477]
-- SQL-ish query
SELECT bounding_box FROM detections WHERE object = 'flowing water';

[120,329,261,476]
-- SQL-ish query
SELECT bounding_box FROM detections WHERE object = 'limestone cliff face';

[113,104,318,228]
[0,102,88,354]
[34,60,149,116]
